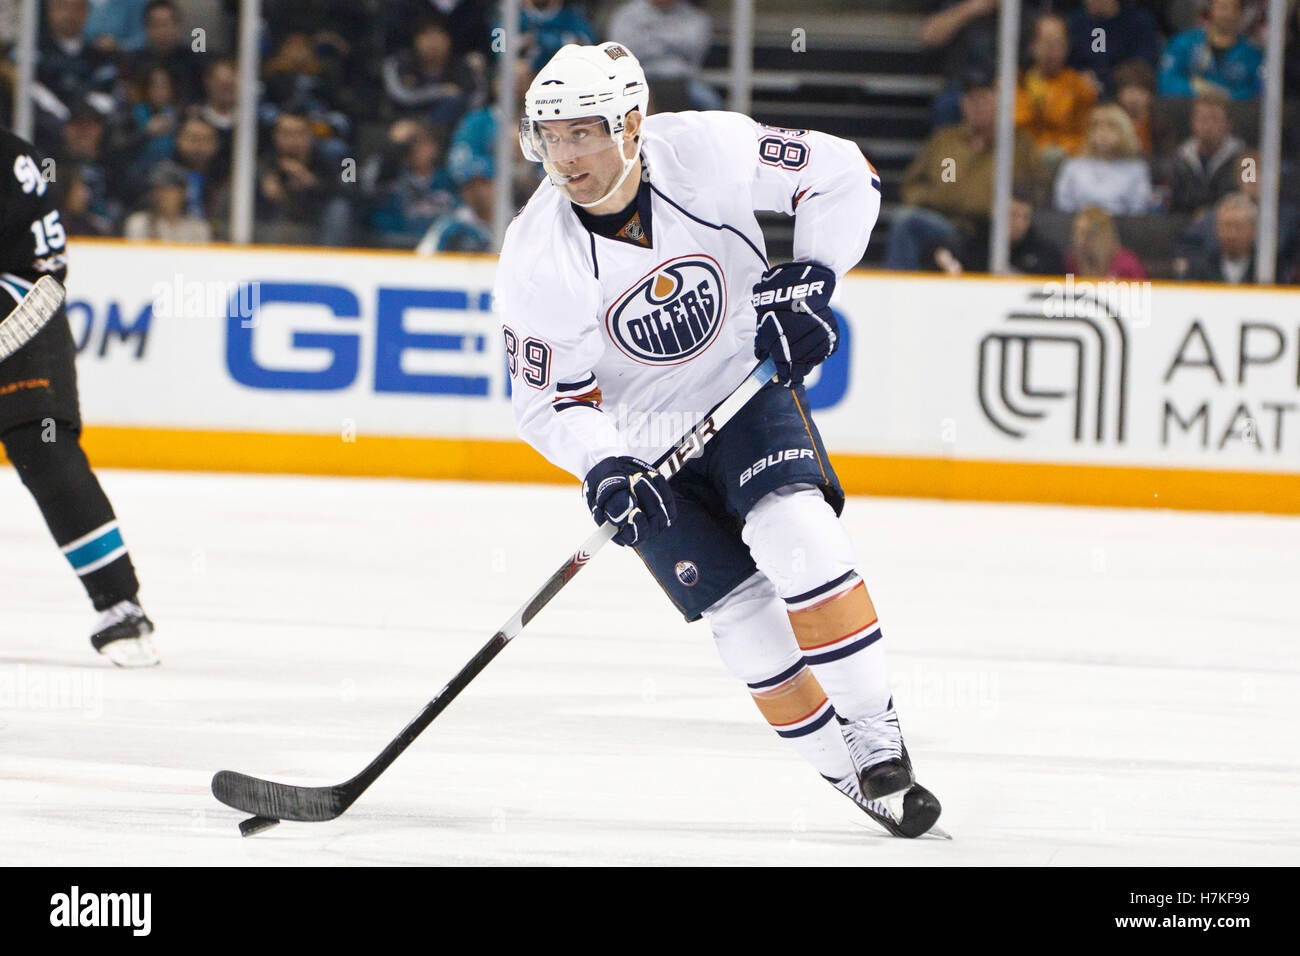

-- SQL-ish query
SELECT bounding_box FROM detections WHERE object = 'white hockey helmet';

[519,42,649,206]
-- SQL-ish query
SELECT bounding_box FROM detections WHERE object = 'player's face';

[536,118,625,204]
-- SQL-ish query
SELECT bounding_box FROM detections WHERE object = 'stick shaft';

[212,359,779,820]
[342,358,777,797]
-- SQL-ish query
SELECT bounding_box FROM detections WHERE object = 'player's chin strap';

[548,136,643,209]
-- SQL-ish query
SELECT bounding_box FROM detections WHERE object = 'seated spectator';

[58,162,115,237]
[119,1,203,104]
[123,159,212,242]
[1066,0,1161,96]
[170,115,228,225]
[1015,13,1098,160]
[381,15,482,127]
[1234,150,1300,282]
[933,188,1066,275]
[84,0,149,53]
[919,0,1004,129]
[385,0,492,60]
[1007,189,1066,275]
[261,30,353,160]
[886,70,1039,271]
[446,57,541,212]
[1113,58,1157,154]
[1158,0,1262,100]
[256,111,352,246]
[1186,192,1257,283]
[194,58,238,170]
[1168,90,1245,214]
[607,0,722,111]
[124,65,181,177]
[1054,105,1153,215]
[515,0,596,73]
[1066,207,1147,278]
[57,103,123,228]
[37,0,121,124]
[416,153,494,254]
[368,122,458,245]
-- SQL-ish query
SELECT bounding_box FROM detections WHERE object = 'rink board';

[8,239,1300,513]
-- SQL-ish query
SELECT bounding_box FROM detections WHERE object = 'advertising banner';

[38,240,1300,512]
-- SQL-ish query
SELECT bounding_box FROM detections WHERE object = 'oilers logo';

[606,255,726,365]
[675,560,700,587]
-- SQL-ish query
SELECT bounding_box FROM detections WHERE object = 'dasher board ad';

[61,241,1300,481]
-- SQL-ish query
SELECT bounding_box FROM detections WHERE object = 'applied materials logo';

[977,278,1136,443]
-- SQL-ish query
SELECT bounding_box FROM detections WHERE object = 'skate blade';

[861,806,953,841]
[864,783,948,839]
[98,633,161,668]
[881,790,906,820]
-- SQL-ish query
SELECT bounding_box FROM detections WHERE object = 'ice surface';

[2,469,1297,865]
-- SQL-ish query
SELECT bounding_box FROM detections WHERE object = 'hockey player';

[496,43,940,836]
[0,127,158,667]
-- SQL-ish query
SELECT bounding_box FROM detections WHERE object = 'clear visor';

[519,117,616,166]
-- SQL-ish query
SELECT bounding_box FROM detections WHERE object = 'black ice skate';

[90,599,159,668]
[835,701,946,838]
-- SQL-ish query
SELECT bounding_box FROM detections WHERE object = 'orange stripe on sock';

[790,581,878,652]
[800,617,879,652]
[751,668,831,727]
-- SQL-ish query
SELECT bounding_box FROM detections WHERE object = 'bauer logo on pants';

[739,448,816,486]
[606,256,726,365]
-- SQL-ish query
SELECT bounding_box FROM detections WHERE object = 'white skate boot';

[835,699,943,838]
[90,599,159,668]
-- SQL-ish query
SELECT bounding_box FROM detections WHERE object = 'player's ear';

[625,109,642,144]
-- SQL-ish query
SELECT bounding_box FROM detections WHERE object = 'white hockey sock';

[742,485,893,723]
[745,660,856,781]
[786,573,892,722]
[705,573,854,781]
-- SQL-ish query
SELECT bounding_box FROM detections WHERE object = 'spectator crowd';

[0,0,1295,284]
[906,0,1300,283]
[0,0,715,252]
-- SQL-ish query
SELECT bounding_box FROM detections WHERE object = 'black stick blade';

[212,770,348,822]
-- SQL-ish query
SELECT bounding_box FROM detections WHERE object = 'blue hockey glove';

[751,260,839,386]
[582,456,677,547]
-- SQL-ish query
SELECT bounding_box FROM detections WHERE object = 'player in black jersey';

[0,127,158,667]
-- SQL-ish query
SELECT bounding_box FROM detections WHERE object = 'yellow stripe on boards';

[1,426,1295,515]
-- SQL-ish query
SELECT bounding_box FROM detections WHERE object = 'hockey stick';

[212,357,780,830]
[0,276,64,363]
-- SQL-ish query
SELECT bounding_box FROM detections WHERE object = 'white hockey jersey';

[493,110,881,480]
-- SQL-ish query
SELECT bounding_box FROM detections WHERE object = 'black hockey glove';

[583,456,677,548]
[751,260,839,386]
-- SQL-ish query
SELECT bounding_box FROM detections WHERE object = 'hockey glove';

[583,456,677,548]
[751,260,839,386]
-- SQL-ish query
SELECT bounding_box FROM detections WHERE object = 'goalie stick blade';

[211,770,350,822]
